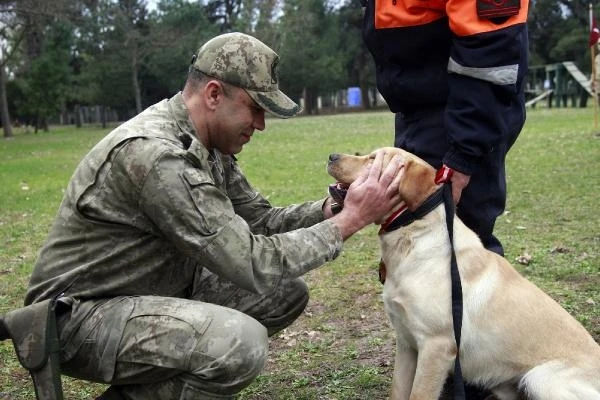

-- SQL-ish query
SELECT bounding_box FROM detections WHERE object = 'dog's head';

[326,147,439,212]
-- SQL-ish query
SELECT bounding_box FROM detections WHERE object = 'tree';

[144,0,218,101]
[0,0,77,135]
[278,0,346,114]
[205,0,244,32]
[337,1,376,109]
[111,0,152,114]
[246,0,281,43]
[0,11,22,138]
[18,22,72,132]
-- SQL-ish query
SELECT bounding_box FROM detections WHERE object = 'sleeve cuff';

[442,147,481,176]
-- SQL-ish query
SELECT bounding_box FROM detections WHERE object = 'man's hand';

[330,151,403,239]
[449,167,470,204]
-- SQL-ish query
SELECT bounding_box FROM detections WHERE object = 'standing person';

[24,32,403,400]
[594,39,600,104]
[361,0,529,398]
[545,74,556,108]
[362,1,528,258]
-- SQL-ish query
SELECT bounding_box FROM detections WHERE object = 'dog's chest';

[382,258,453,342]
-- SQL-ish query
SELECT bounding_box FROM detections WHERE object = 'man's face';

[211,86,266,155]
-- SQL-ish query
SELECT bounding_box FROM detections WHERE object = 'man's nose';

[254,110,265,131]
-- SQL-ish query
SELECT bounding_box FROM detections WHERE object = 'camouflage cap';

[192,32,302,119]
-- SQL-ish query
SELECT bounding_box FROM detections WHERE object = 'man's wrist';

[330,211,362,240]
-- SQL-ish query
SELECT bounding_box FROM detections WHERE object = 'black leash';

[442,183,466,400]
[377,180,466,398]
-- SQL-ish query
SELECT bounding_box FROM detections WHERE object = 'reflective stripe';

[447,57,518,85]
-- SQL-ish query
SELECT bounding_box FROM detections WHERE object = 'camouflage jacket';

[25,92,343,305]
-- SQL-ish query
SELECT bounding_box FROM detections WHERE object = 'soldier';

[24,33,402,399]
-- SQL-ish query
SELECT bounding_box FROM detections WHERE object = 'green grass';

[0,108,598,399]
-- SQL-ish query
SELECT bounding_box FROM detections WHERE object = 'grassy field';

[0,107,598,399]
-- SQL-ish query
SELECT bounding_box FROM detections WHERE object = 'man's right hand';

[330,151,403,240]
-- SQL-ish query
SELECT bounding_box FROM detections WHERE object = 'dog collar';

[379,187,444,233]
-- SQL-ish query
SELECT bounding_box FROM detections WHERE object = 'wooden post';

[591,4,598,128]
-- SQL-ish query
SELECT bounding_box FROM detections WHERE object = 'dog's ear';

[398,158,438,211]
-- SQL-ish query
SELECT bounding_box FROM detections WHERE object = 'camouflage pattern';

[25,92,343,397]
[58,295,267,399]
[192,32,302,118]
[57,272,308,399]
[2,300,63,400]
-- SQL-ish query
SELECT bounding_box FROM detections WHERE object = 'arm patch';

[477,0,520,19]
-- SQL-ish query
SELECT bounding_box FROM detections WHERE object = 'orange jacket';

[363,0,529,173]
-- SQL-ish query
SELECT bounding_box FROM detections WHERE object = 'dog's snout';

[328,154,340,163]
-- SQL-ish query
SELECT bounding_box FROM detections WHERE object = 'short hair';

[184,67,234,98]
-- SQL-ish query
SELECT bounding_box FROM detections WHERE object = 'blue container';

[347,87,361,107]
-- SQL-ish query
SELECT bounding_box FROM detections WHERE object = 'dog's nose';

[328,154,340,163]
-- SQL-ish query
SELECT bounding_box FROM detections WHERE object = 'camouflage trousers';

[56,268,309,399]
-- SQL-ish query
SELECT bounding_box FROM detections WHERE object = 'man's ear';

[398,159,438,211]
[204,80,223,110]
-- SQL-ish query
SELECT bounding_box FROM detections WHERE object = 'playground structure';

[526,62,592,108]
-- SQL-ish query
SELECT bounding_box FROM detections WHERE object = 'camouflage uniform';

[25,34,343,399]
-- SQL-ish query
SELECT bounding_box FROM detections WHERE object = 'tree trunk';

[356,49,371,110]
[0,65,13,138]
[75,104,82,127]
[302,88,318,115]
[360,82,370,109]
[60,102,68,125]
[101,105,107,129]
[132,46,142,114]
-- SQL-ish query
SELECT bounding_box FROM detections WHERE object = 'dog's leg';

[408,338,455,400]
[390,344,417,400]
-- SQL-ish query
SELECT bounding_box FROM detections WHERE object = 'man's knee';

[220,315,268,380]
[262,278,309,336]
[189,312,268,393]
[100,315,267,400]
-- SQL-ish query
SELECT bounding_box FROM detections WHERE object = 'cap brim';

[246,89,302,119]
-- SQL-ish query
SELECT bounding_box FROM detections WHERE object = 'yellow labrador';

[327,147,600,400]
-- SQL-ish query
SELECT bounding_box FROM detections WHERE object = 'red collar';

[378,187,445,234]
[379,204,408,232]
[378,166,452,234]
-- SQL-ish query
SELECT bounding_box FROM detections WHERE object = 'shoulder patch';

[477,0,520,20]
[182,169,213,186]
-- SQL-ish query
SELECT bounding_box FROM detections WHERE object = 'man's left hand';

[449,167,470,204]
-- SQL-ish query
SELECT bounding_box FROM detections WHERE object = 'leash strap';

[442,184,466,400]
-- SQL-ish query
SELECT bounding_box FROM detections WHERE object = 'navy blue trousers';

[394,110,520,256]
